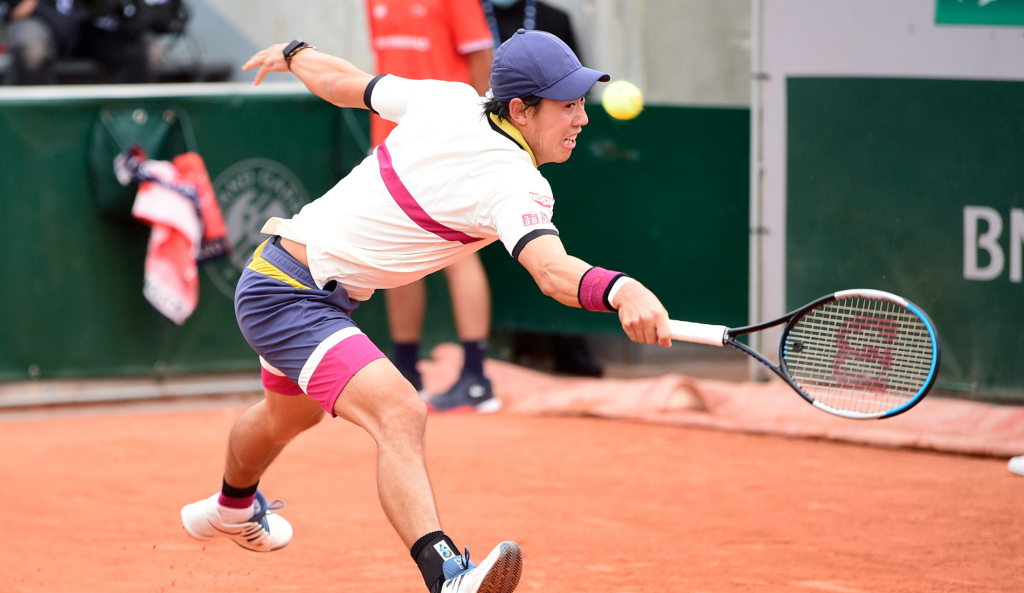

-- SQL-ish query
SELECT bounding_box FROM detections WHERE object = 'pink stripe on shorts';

[259,336,386,416]
[306,334,387,415]
[261,366,305,396]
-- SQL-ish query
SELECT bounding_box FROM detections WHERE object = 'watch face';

[284,40,305,58]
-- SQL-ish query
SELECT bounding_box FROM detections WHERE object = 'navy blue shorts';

[235,237,386,414]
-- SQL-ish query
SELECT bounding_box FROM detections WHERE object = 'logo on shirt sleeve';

[530,192,555,209]
[522,213,540,226]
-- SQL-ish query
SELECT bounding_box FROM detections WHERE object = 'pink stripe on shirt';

[377,142,482,245]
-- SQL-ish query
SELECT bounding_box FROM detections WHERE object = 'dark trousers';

[6,16,151,85]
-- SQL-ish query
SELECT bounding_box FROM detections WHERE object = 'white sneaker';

[1009,456,1024,476]
[180,491,292,552]
[440,541,522,593]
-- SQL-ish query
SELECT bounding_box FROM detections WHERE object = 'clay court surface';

[2,401,1021,592]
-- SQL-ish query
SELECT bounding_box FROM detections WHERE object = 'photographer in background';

[0,0,184,84]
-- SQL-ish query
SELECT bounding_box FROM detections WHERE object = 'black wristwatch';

[283,39,315,69]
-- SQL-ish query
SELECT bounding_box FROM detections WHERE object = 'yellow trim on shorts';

[247,239,311,290]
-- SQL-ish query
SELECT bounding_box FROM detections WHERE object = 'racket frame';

[723,289,941,419]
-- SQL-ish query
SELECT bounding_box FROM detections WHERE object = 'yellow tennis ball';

[602,80,644,121]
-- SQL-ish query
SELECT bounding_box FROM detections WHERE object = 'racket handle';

[668,320,728,347]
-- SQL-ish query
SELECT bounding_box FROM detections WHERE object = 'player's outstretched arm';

[242,44,374,109]
[517,234,671,347]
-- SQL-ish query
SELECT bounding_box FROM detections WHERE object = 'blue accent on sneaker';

[250,491,285,533]
[428,374,495,411]
[442,548,476,585]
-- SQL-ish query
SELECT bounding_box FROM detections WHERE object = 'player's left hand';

[242,43,290,86]
[612,280,672,348]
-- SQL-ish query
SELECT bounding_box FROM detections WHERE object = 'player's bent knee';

[366,379,429,445]
[332,359,427,439]
[380,389,428,436]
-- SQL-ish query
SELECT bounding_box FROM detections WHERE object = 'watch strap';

[283,40,315,69]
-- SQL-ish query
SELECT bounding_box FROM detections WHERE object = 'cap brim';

[535,67,610,101]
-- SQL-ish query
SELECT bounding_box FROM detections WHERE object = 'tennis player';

[180,30,671,593]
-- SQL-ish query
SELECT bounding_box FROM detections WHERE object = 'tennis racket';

[669,289,940,419]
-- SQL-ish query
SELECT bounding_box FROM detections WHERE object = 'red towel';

[174,152,231,263]
[115,147,231,326]
[129,160,202,325]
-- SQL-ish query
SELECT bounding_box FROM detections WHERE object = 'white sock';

[218,498,258,524]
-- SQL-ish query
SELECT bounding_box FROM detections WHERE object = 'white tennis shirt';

[262,74,559,301]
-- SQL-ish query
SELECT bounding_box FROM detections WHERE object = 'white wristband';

[606,276,637,310]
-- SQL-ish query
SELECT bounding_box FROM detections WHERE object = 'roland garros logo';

[206,158,309,299]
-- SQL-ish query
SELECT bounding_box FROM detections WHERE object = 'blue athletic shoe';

[440,542,522,593]
[427,374,502,413]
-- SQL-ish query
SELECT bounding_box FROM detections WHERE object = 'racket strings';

[782,297,934,415]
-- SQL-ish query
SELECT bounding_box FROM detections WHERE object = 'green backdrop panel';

[0,93,749,382]
[481,105,750,336]
[787,77,1024,399]
[0,91,359,381]
[936,0,1024,26]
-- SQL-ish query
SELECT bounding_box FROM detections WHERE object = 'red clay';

[1,405,1021,592]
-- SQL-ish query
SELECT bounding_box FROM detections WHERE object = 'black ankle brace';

[411,531,459,593]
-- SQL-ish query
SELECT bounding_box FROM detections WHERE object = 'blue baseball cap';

[490,30,610,102]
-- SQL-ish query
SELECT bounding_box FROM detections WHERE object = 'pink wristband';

[578,267,627,312]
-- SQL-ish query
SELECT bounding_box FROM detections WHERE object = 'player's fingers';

[656,315,672,348]
[642,314,659,345]
[241,50,267,71]
[254,63,271,86]
[623,308,656,345]
[629,314,650,345]
[623,321,638,343]
[628,310,651,345]
[620,313,639,343]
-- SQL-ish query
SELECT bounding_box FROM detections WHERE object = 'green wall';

[0,91,355,381]
[0,92,749,381]
[936,0,1024,26]
[787,77,1024,399]
[481,105,750,336]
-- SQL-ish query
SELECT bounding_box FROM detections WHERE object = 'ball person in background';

[482,0,605,377]
[180,30,671,593]
[368,0,501,411]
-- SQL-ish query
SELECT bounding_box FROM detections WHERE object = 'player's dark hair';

[482,95,543,122]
